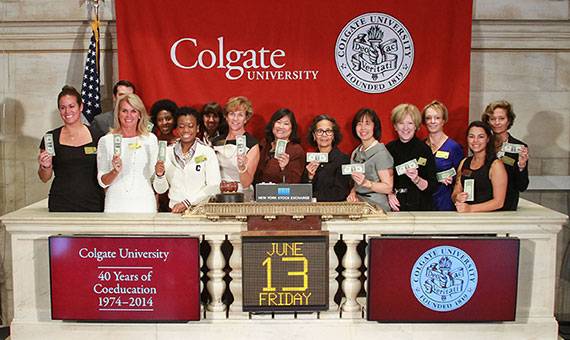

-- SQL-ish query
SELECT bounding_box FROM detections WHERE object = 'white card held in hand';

[274,139,288,157]
[44,133,55,156]
[306,152,328,163]
[395,159,418,176]
[113,134,122,156]
[236,135,247,156]
[464,178,475,202]
[158,140,167,162]
[436,167,457,182]
[341,163,365,175]
[502,142,524,154]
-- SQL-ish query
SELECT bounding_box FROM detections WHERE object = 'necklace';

[222,137,237,158]
[428,134,447,153]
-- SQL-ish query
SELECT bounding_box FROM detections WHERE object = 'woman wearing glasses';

[346,108,393,211]
[302,115,351,202]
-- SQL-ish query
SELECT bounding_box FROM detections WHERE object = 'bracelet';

[238,164,248,174]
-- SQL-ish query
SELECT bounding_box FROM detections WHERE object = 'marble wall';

[0,0,569,214]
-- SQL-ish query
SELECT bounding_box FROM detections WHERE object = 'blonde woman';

[212,96,260,201]
[422,100,463,211]
[386,104,437,211]
[97,94,158,212]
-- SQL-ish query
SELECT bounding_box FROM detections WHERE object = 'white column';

[228,234,247,319]
[341,234,362,318]
[206,234,227,318]
[357,235,371,312]
[321,233,340,318]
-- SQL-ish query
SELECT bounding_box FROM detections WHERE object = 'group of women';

[39,85,529,214]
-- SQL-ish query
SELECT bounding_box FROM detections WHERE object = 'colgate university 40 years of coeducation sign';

[49,236,201,321]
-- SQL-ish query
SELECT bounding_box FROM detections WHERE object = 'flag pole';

[81,0,103,123]
[90,0,100,71]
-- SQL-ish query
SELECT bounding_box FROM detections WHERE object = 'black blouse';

[386,137,437,211]
[40,126,104,212]
[499,134,529,211]
[302,147,351,202]
[460,156,495,205]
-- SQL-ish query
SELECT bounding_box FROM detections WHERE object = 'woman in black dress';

[386,104,437,211]
[302,114,351,201]
[38,86,104,211]
[481,100,529,210]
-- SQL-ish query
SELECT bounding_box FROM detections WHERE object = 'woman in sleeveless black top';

[38,86,104,212]
[482,100,529,211]
[451,121,507,212]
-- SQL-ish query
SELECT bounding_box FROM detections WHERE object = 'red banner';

[116,0,472,152]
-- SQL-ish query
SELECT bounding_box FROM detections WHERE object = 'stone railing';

[1,199,567,340]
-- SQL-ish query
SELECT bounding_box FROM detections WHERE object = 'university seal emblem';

[410,245,478,312]
[335,13,414,94]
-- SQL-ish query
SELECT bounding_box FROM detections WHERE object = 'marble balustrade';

[0,198,567,340]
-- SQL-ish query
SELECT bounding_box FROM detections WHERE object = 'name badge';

[435,151,449,159]
[417,157,427,166]
[84,146,97,155]
[128,142,141,150]
[501,155,516,166]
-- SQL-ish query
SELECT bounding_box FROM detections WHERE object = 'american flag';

[81,20,102,123]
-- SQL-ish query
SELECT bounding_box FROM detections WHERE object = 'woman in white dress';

[97,94,158,212]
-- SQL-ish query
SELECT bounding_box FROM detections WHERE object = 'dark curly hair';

[150,99,178,126]
[174,106,200,124]
[307,114,342,148]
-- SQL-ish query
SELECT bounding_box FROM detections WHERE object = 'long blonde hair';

[111,93,150,136]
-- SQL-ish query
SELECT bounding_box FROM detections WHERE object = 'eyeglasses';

[315,129,334,136]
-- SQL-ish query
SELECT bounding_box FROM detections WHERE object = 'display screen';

[242,235,328,312]
[49,236,201,321]
[367,237,519,322]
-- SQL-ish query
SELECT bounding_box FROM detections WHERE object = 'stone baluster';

[206,234,227,319]
[357,235,369,312]
[341,234,362,318]
[228,234,247,318]
[321,233,340,318]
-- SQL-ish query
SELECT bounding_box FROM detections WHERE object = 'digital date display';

[242,234,328,312]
